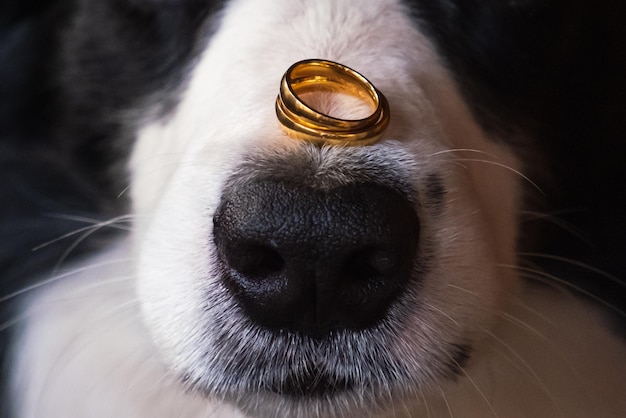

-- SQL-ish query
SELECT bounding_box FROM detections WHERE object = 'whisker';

[32,214,135,251]
[116,184,132,199]
[446,283,596,391]
[41,213,135,227]
[449,158,543,194]
[448,355,498,418]
[69,275,135,295]
[427,148,492,158]
[445,283,555,334]
[520,209,585,231]
[0,311,30,333]
[419,389,432,418]
[0,274,130,332]
[426,148,544,194]
[502,264,626,317]
[422,302,461,328]
[478,325,565,418]
[499,292,557,329]
[33,298,141,415]
[520,210,593,246]
[50,221,134,273]
[436,382,454,418]
[126,350,176,410]
[0,258,132,303]
[395,394,413,418]
[201,398,225,418]
[519,253,626,288]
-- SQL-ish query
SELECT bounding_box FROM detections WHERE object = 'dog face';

[128,0,521,415]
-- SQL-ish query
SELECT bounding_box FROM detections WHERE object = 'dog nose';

[213,179,419,337]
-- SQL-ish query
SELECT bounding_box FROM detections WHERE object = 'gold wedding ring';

[275,59,390,146]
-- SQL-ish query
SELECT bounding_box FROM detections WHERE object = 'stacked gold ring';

[275,59,390,146]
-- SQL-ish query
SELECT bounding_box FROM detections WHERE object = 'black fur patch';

[58,0,229,198]
[446,343,473,379]
[424,173,446,215]
[409,0,626,329]
[0,1,228,415]
[271,372,354,398]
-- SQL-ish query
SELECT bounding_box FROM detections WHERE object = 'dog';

[1,0,625,417]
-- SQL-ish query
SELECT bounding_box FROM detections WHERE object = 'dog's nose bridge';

[213,178,419,337]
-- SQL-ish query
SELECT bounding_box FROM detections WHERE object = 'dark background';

[416,0,626,332]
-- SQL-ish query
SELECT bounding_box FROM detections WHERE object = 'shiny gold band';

[275,59,390,146]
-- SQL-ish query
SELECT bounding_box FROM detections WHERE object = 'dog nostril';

[232,245,285,278]
[343,247,396,282]
[213,179,419,336]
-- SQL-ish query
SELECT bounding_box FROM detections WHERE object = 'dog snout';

[213,178,420,337]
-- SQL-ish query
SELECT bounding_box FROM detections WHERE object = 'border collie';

[2,0,625,417]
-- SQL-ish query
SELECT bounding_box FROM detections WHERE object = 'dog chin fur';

[10,0,626,417]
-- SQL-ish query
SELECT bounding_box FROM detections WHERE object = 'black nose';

[213,179,419,337]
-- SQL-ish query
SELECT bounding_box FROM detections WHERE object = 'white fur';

[12,0,626,416]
